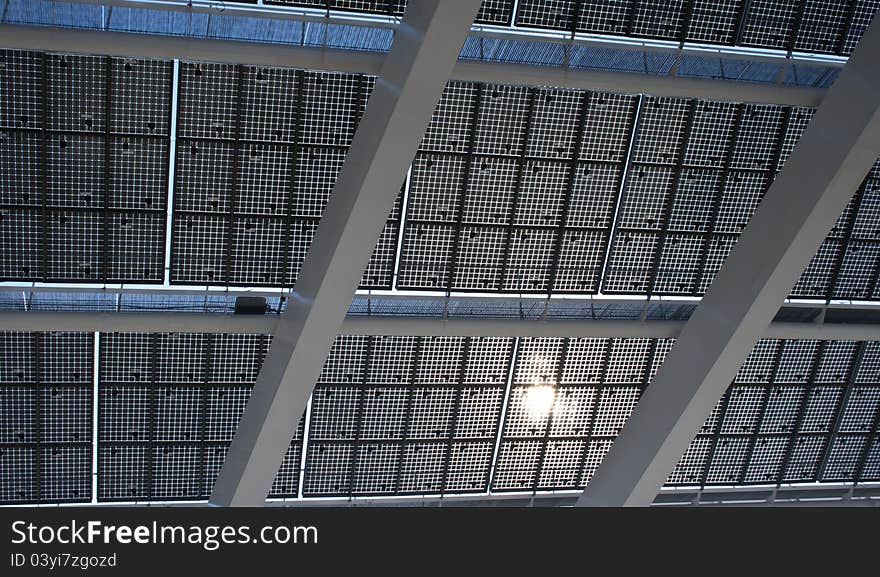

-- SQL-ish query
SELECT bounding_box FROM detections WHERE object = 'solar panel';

[0,332,93,505]
[0,50,171,283]
[492,337,661,492]
[841,1,880,55]
[398,83,637,294]
[171,64,397,289]
[664,338,878,488]
[512,1,878,57]
[303,335,512,496]
[97,332,306,501]
[3,332,878,504]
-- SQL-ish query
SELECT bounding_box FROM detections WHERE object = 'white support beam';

[2,310,880,341]
[0,24,826,107]
[577,18,880,507]
[209,0,482,507]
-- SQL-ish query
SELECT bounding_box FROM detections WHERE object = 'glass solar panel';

[0,332,93,505]
[3,332,878,504]
[303,335,512,496]
[97,332,305,501]
[492,337,658,492]
[265,1,513,25]
[794,0,851,54]
[0,50,171,284]
[512,0,874,57]
[841,1,880,55]
[171,63,397,289]
[399,82,636,295]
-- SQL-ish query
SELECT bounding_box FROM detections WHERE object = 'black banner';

[0,506,872,573]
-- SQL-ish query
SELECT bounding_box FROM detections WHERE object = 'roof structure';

[1,0,880,507]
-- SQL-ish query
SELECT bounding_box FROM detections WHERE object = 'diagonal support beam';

[576,17,880,507]
[209,0,482,507]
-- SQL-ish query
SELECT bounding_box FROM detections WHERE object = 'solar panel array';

[304,335,513,496]
[0,50,172,283]
[3,332,879,504]
[0,332,94,504]
[3,48,880,300]
[235,1,879,57]
[603,98,880,300]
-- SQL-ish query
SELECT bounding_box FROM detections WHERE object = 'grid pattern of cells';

[513,1,876,56]
[6,333,880,503]
[97,332,305,501]
[0,50,171,283]
[492,337,662,492]
[0,332,94,504]
[666,436,713,486]
[171,63,397,289]
[303,336,511,497]
[604,99,742,297]
[685,339,873,487]
[599,97,870,301]
[398,82,636,295]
